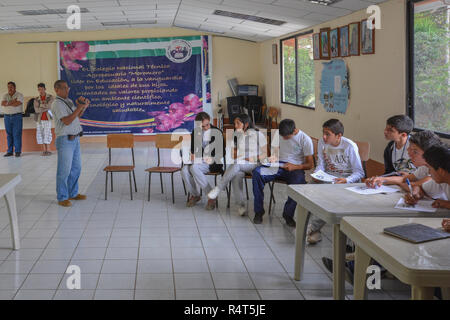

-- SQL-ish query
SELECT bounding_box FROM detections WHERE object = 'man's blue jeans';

[56,135,81,201]
[4,113,23,153]
[252,166,306,218]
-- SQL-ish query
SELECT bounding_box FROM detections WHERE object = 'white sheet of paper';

[260,166,279,176]
[311,170,338,183]
[394,197,437,213]
[345,185,400,195]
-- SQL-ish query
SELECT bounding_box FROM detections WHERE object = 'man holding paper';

[307,119,365,244]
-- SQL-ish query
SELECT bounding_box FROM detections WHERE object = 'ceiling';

[0,0,386,42]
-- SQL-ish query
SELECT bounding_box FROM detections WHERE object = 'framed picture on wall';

[330,28,340,58]
[313,33,320,60]
[339,25,349,57]
[361,19,375,54]
[320,28,330,60]
[349,22,360,56]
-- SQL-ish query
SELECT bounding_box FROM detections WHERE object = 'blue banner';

[58,36,211,135]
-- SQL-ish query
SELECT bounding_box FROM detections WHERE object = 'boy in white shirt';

[405,145,450,210]
[252,119,314,226]
[307,119,365,244]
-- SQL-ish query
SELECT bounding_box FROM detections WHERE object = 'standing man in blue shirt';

[51,80,89,207]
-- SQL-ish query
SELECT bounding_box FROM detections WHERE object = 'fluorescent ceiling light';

[18,8,89,15]
[101,20,157,26]
[308,0,340,6]
[0,25,51,30]
[213,10,286,26]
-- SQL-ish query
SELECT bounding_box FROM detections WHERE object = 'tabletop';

[287,183,450,224]
[341,216,450,287]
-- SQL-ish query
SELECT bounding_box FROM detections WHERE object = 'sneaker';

[237,204,247,216]
[15,152,21,157]
[253,212,263,224]
[205,199,216,210]
[4,152,13,157]
[69,194,87,200]
[282,213,296,228]
[58,200,72,207]
[186,195,201,207]
[207,187,220,200]
[306,228,322,245]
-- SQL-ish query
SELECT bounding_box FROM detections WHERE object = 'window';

[408,0,449,137]
[281,31,315,109]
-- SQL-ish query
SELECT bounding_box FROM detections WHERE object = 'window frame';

[406,0,450,139]
[279,29,315,110]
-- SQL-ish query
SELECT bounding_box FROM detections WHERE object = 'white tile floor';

[0,142,411,300]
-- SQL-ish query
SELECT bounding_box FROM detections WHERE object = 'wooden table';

[341,217,450,300]
[287,183,450,300]
[0,174,22,250]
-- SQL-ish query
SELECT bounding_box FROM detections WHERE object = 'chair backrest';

[107,134,134,148]
[267,107,279,129]
[155,134,183,149]
[309,136,319,167]
[355,140,370,178]
[106,134,135,166]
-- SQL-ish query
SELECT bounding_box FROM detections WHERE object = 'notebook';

[383,223,450,243]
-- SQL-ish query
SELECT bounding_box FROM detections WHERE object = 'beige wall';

[0,27,261,129]
[260,0,408,163]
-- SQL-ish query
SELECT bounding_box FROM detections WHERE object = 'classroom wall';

[260,0,408,163]
[0,27,262,131]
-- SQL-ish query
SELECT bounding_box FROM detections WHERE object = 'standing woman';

[208,113,266,216]
[34,83,54,156]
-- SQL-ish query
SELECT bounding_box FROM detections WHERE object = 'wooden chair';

[267,107,279,129]
[310,136,319,167]
[355,141,370,178]
[103,134,137,200]
[145,134,186,203]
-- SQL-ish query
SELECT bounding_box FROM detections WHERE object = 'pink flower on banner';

[183,93,202,108]
[206,92,211,101]
[169,102,188,121]
[60,41,90,71]
[155,113,184,131]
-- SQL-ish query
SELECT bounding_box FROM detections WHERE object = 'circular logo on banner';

[166,39,192,63]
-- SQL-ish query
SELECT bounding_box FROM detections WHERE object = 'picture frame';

[339,25,349,57]
[272,43,278,64]
[349,22,360,56]
[320,28,330,60]
[361,19,375,54]
[313,33,320,60]
[330,28,340,58]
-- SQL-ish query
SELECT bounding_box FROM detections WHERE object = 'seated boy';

[366,130,442,190]
[382,115,416,175]
[405,145,450,210]
[252,119,314,227]
[307,119,365,244]
[181,112,224,210]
